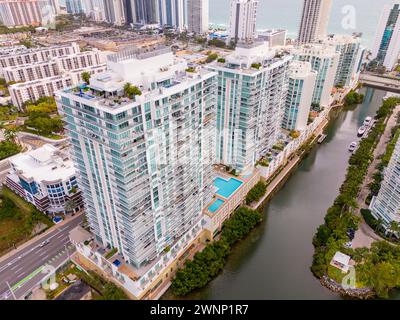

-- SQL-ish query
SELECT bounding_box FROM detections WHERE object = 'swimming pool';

[208,199,225,213]
[214,177,243,199]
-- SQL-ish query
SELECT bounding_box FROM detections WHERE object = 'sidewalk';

[352,105,400,248]
[0,212,83,264]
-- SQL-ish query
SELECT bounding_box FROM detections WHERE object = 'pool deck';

[205,167,256,217]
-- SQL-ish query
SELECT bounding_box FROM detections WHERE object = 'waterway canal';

[163,88,399,300]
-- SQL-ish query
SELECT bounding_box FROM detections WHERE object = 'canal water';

[163,88,398,300]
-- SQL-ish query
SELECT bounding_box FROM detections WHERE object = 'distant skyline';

[210,0,400,48]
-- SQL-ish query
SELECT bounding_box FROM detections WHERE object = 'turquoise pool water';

[208,199,225,213]
[214,177,243,199]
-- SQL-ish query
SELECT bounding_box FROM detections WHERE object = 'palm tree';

[4,128,17,142]
[388,221,400,239]
[81,72,91,85]
[375,218,384,233]
[64,199,77,215]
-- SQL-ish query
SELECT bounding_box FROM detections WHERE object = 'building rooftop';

[60,46,217,113]
[211,41,292,74]
[9,144,76,183]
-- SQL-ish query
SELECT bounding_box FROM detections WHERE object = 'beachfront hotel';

[282,61,317,131]
[208,41,291,173]
[297,0,332,44]
[56,45,218,269]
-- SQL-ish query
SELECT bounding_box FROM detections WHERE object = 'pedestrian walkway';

[353,105,400,248]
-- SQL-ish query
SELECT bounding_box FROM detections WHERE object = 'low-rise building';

[0,43,80,71]
[258,29,287,47]
[9,64,107,108]
[330,251,351,273]
[6,144,83,215]
[3,50,104,83]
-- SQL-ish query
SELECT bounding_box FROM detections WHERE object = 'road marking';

[13,267,24,274]
[11,266,44,291]
[10,264,22,271]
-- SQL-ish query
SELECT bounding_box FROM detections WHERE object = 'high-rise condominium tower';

[298,0,332,44]
[282,61,317,131]
[125,0,159,25]
[292,43,339,108]
[187,0,209,34]
[322,34,364,88]
[209,42,291,173]
[57,46,217,268]
[0,0,56,27]
[371,4,400,71]
[158,0,187,31]
[103,0,125,26]
[370,137,400,228]
[228,0,259,43]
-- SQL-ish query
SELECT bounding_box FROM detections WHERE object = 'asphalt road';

[0,214,83,300]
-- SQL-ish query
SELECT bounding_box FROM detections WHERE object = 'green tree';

[123,83,142,99]
[64,199,77,215]
[82,72,91,84]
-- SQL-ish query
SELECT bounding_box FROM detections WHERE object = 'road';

[0,214,83,300]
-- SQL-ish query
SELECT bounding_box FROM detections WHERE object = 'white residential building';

[208,41,291,173]
[258,29,287,47]
[282,61,317,131]
[371,4,400,71]
[187,0,208,34]
[9,64,106,108]
[292,43,339,108]
[370,137,400,228]
[298,0,332,44]
[6,144,83,214]
[3,50,103,83]
[321,34,364,88]
[0,42,80,71]
[228,0,259,43]
[56,46,217,268]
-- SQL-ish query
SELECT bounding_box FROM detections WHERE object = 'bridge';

[359,73,400,93]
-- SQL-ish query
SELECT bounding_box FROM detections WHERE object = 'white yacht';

[364,116,372,126]
[349,142,357,152]
[358,126,367,137]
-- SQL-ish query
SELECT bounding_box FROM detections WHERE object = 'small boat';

[364,116,372,126]
[317,134,327,144]
[358,126,366,137]
[349,142,357,152]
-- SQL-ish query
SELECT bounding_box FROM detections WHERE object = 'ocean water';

[209,0,400,49]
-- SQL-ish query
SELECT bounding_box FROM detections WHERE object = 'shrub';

[246,181,267,205]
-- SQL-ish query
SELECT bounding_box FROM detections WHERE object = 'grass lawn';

[327,265,347,284]
[20,128,64,140]
[0,187,53,256]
